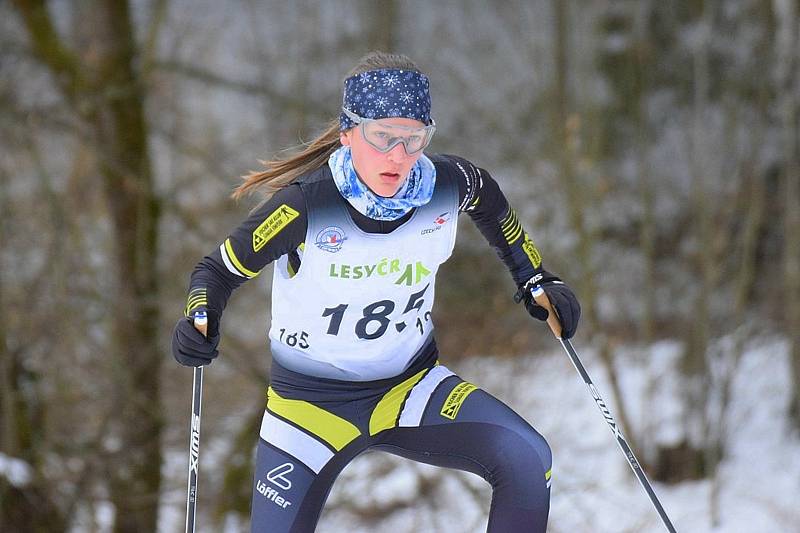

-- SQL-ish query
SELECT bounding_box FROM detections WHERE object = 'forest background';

[1,1,798,531]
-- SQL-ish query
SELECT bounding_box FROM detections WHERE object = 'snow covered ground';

[319,340,800,533]
[154,339,800,532]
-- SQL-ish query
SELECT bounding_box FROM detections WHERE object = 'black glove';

[515,271,581,339]
[171,316,220,367]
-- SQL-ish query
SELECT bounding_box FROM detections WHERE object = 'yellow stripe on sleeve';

[185,294,207,308]
[500,209,518,231]
[184,288,208,316]
[224,239,260,278]
[506,224,524,245]
[502,219,520,237]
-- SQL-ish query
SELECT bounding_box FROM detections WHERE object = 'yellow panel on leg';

[267,387,361,451]
[369,368,429,436]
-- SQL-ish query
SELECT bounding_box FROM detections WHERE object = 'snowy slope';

[151,340,800,532]
[315,341,800,533]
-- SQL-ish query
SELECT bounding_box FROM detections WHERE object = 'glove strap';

[514,272,544,304]
[513,271,562,304]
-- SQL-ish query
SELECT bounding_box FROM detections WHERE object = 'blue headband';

[339,68,432,131]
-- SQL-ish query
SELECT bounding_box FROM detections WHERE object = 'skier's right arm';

[172,184,307,366]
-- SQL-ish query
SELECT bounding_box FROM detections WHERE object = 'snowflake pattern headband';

[339,68,432,130]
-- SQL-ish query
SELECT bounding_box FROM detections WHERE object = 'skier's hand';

[515,271,581,339]
[171,315,220,367]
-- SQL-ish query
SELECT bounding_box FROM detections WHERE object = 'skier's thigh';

[251,437,318,532]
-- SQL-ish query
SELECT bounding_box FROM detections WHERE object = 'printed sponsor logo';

[315,226,347,253]
[421,211,451,235]
[255,480,293,509]
[189,413,200,475]
[255,462,294,510]
[522,234,542,269]
[589,384,621,439]
[328,258,431,286]
[253,205,300,252]
[440,382,477,419]
[267,462,294,490]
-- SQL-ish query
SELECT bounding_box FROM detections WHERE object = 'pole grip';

[532,287,563,339]
[193,311,208,338]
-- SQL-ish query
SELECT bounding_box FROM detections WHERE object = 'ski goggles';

[342,108,436,155]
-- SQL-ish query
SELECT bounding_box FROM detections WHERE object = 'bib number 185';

[322,284,430,340]
[278,329,309,349]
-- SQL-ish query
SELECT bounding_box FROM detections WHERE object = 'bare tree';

[552,0,637,446]
[1,1,796,530]
[0,163,69,532]
[775,0,800,429]
[12,1,164,530]
[708,160,767,525]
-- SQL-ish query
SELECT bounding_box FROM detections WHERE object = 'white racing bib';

[269,171,458,381]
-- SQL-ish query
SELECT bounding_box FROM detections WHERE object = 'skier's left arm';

[445,155,581,339]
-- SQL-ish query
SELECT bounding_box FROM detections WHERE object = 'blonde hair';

[232,51,422,200]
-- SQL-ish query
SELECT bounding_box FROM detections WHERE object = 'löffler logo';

[267,462,294,490]
[255,462,295,510]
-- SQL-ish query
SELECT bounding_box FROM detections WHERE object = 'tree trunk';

[775,0,800,429]
[88,3,163,531]
[0,165,68,533]
[14,1,163,530]
[553,0,637,449]
[708,2,775,519]
[629,0,659,463]
[364,0,397,52]
[709,162,766,525]
[674,0,714,479]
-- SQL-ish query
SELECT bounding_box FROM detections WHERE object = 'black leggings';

[251,364,552,532]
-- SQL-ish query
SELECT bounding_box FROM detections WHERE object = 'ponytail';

[232,120,340,201]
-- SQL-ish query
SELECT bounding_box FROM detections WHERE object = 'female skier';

[172,51,580,532]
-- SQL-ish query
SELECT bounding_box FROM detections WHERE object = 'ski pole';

[532,287,677,533]
[185,311,207,533]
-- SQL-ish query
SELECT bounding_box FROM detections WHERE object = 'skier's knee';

[485,425,551,493]
[526,427,552,476]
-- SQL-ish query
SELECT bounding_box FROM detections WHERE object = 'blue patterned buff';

[339,68,432,130]
[328,146,436,221]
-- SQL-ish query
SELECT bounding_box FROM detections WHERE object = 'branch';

[11,0,86,106]
[152,58,327,112]
[140,0,169,78]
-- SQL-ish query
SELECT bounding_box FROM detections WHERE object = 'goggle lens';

[362,121,432,154]
[343,108,435,155]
